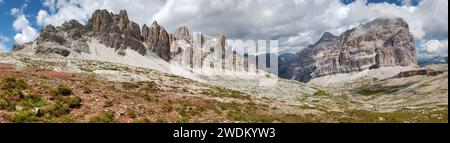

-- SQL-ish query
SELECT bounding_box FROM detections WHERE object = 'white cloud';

[151,0,448,52]
[420,39,448,57]
[0,44,7,53]
[414,0,448,39]
[37,0,166,26]
[37,10,48,25]
[35,0,448,53]
[11,7,39,44]
[0,0,4,4]
[0,35,10,52]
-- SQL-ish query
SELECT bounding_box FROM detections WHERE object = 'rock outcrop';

[37,25,66,45]
[392,69,445,78]
[174,26,191,42]
[144,21,171,61]
[280,18,418,82]
[88,9,147,56]
[12,9,247,74]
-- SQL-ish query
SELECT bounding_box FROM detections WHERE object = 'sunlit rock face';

[280,18,418,82]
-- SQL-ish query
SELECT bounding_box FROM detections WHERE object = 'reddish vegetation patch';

[0,71,21,76]
[34,71,77,78]
[1,63,78,78]
[0,63,20,76]
[0,63,15,70]
[24,67,78,78]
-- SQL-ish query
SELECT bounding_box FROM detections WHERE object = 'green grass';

[357,83,413,96]
[162,100,173,113]
[337,107,448,123]
[103,100,113,108]
[50,85,73,97]
[0,77,86,122]
[130,92,157,102]
[121,82,139,90]
[201,87,250,100]
[0,77,29,91]
[89,112,114,123]
[131,118,151,123]
[313,90,329,96]
[44,101,71,117]
[10,110,42,123]
[142,81,160,93]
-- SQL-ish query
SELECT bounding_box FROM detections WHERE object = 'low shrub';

[89,112,114,123]
[10,110,41,123]
[314,90,329,96]
[57,85,73,96]
[0,77,29,91]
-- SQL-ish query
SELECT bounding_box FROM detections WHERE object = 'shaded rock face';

[13,9,230,64]
[88,9,147,56]
[37,25,66,45]
[61,20,86,40]
[36,45,71,57]
[280,18,418,82]
[144,21,171,61]
[22,9,170,59]
[88,9,114,33]
[174,26,191,42]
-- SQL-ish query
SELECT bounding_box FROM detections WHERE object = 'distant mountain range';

[419,56,448,67]
[2,9,448,123]
[12,9,428,83]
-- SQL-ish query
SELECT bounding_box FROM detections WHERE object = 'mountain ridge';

[280,18,418,82]
[12,9,258,78]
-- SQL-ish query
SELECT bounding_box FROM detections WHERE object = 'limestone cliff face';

[142,21,171,61]
[280,18,418,82]
[12,9,174,61]
[88,9,147,56]
[12,9,243,72]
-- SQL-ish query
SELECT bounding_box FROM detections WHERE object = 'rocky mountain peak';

[116,10,130,33]
[12,9,227,64]
[37,24,66,45]
[280,18,418,82]
[361,18,409,29]
[43,24,57,33]
[174,26,191,41]
[88,9,114,33]
[152,21,159,26]
[316,32,338,44]
[142,24,150,39]
[61,20,83,31]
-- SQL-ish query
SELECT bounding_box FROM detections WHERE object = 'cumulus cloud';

[37,10,48,25]
[152,0,448,52]
[0,35,10,52]
[420,39,448,57]
[34,0,448,53]
[11,7,39,44]
[37,0,166,26]
[414,0,448,39]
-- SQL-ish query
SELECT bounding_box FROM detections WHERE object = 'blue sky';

[0,0,44,51]
[0,0,448,57]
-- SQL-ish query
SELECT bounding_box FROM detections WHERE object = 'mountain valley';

[0,9,447,123]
